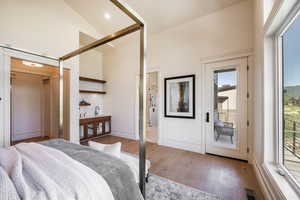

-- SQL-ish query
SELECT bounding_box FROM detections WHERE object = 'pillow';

[88,141,121,158]
[88,141,106,151]
[0,167,20,200]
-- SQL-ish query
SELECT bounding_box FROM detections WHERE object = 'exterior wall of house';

[218,89,237,125]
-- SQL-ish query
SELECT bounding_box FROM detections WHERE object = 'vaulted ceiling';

[66,0,245,37]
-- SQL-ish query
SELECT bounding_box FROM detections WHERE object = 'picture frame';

[164,74,195,119]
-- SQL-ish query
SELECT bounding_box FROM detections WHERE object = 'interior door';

[205,58,248,160]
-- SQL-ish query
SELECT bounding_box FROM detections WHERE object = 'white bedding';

[0,143,115,200]
[120,153,151,183]
[88,141,151,183]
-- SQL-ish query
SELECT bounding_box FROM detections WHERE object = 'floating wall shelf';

[79,76,106,94]
[79,76,106,84]
[79,90,106,94]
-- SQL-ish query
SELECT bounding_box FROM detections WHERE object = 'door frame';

[204,58,248,160]
[0,47,58,147]
[135,69,162,144]
[0,48,6,147]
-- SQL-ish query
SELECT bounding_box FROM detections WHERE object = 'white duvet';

[0,143,114,200]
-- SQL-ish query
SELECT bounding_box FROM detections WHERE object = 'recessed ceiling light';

[22,61,44,68]
[104,13,111,19]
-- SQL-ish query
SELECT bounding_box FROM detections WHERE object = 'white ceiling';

[66,0,244,37]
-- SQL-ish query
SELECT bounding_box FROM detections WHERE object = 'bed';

[0,139,144,200]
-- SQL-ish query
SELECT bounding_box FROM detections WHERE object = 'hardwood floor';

[93,135,264,200]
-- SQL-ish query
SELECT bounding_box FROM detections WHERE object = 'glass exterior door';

[205,58,248,160]
[214,69,237,148]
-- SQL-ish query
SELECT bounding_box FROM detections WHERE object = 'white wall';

[11,73,44,141]
[79,49,105,118]
[103,0,254,152]
[0,0,101,144]
[103,41,140,139]
[253,0,265,165]
[79,49,103,79]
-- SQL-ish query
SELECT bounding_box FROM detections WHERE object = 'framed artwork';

[164,74,195,118]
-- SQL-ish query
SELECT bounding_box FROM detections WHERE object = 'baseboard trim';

[160,137,202,153]
[111,130,137,140]
[12,131,41,141]
[253,159,274,200]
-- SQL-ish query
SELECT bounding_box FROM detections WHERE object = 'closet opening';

[10,57,70,145]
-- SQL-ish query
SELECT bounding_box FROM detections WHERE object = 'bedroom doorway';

[146,72,159,143]
[204,58,248,160]
[10,57,70,144]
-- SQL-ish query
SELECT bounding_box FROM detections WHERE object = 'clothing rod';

[60,24,140,61]
[0,44,59,61]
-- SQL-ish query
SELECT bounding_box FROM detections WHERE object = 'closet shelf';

[79,90,106,94]
[79,76,106,84]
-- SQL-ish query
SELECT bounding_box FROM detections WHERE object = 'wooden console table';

[80,116,111,142]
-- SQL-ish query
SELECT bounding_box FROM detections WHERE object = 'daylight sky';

[217,71,236,87]
[284,14,300,87]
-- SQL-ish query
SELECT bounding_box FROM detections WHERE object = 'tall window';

[281,13,300,184]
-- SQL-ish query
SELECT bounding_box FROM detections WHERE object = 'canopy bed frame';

[0,0,147,197]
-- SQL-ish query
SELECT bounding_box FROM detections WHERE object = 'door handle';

[206,112,209,123]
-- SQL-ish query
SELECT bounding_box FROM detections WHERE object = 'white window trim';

[274,1,300,193]
[262,0,300,199]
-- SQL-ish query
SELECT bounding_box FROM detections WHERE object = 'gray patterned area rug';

[146,174,222,200]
